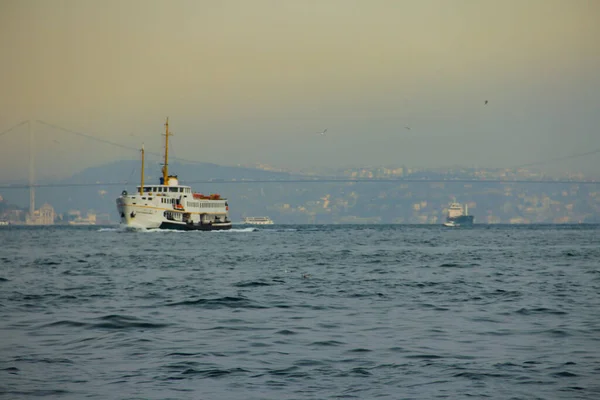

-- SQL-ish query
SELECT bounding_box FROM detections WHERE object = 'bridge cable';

[0,120,28,138]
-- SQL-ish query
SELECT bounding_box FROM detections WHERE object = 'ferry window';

[169,187,177,192]
[148,197,152,200]
[179,188,183,192]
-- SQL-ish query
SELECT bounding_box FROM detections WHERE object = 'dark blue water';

[1,224,599,399]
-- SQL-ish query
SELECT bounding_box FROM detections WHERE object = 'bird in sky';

[404,125,411,130]
[484,100,488,105]
[318,129,327,135]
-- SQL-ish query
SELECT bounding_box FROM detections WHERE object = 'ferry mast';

[139,144,145,195]
[162,117,171,185]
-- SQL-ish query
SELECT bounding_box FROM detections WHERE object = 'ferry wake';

[116,118,232,231]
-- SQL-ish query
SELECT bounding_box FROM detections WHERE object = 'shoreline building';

[26,203,56,225]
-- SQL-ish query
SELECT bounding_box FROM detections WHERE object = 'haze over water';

[1,0,599,180]
[1,224,599,399]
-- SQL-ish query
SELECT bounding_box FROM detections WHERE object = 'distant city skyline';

[1,0,599,181]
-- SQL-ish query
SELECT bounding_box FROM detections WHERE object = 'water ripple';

[1,224,599,399]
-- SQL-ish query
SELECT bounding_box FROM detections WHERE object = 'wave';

[233,280,273,288]
[165,296,266,309]
[179,367,249,378]
[38,315,171,330]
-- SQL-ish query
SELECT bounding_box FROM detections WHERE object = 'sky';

[1,0,599,181]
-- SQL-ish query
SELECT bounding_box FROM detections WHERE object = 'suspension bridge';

[1,119,599,193]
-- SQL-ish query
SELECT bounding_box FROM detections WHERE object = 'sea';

[0,224,599,400]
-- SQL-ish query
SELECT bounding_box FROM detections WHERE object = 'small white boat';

[242,216,274,225]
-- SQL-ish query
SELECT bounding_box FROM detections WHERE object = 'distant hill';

[1,161,599,224]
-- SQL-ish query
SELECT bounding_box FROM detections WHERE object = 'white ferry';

[116,118,232,231]
[242,216,274,225]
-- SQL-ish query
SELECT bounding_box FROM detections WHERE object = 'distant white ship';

[443,200,474,227]
[68,220,95,226]
[242,216,274,225]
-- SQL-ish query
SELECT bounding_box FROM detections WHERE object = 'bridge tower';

[29,120,35,218]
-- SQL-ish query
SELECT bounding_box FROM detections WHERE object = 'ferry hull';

[117,203,163,229]
[159,221,232,231]
[117,199,231,231]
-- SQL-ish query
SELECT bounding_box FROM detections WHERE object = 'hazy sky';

[1,0,599,181]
